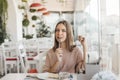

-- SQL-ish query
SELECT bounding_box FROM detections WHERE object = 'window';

[74,0,120,75]
[44,11,74,32]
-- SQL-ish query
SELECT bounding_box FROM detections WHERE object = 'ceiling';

[27,0,91,12]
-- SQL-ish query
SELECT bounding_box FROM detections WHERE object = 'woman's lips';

[57,37,62,42]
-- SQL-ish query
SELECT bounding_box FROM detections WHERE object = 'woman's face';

[55,23,67,43]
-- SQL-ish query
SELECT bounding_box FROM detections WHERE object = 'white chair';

[17,41,27,73]
[37,38,53,54]
[22,39,39,73]
[34,50,48,73]
[35,38,53,72]
[2,41,20,74]
[0,46,4,75]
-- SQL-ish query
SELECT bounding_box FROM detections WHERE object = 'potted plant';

[31,15,38,21]
[0,0,8,44]
[22,15,30,27]
[36,21,51,38]
[24,34,33,39]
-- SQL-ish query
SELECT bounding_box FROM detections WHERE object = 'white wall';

[45,0,74,11]
[6,0,22,41]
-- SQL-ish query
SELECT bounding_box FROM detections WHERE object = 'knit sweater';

[43,46,83,73]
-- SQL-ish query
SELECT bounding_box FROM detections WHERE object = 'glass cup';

[58,72,70,80]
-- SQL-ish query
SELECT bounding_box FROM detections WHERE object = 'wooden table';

[0,73,77,80]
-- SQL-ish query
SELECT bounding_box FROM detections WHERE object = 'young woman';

[43,20,86,73]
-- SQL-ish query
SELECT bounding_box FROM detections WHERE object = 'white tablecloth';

[0,73,77,80]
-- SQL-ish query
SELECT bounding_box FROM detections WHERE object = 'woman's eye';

[62,29,66,32]
[55,29,60,32]
[55,29,66,32]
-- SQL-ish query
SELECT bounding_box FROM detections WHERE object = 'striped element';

[30,3,50,15]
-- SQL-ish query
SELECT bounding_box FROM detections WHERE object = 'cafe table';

[0,73,78,80]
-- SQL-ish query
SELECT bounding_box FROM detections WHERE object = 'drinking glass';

[58,72,70,80]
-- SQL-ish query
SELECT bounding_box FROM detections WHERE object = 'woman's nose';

[58,30,62,35]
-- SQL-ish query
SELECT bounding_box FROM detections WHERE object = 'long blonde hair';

[53,20,75,52]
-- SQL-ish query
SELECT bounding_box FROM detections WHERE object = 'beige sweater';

[43,46,83,73]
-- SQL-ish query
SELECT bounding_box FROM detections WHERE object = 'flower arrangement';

[36,20,51,37]
[91,71,117,80]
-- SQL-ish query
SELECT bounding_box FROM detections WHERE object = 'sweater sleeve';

[42,53,51,72]
[75,47,83,73]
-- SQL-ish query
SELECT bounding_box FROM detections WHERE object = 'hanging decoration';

[20,1,51,38]
[37,8,46,12]
[31,15,38,21]
[29,9,36,13]
[30,3,42,9]
[30,2,50,16]
[22,15,30,27]
[43,12,50,15]
[37,7,50,15]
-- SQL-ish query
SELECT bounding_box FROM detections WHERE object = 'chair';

[35,38,53,72]
[33,51,47,73]
[37,38,53,54]
[0,46,4,75]
[28,68,38,73]
[2,41,20,74]
[17,41,27,73]
[22,39,39,73]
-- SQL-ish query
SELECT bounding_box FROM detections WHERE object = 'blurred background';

[0,0,120,79]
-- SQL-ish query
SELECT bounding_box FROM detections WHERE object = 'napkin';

[36,72,59,79]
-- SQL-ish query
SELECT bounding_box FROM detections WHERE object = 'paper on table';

[37,72,59,79]
[48,73,59,79]
[37,72,49,79]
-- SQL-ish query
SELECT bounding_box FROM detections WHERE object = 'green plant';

[0,0,8,16]
[22,18,30,27]
[29,9,36,13]
[24,34,33,39]
[0,0,8,44]
[36,21,51,37]
[31,15,38,20]
[22,15,30,27]
[21,0,28,2]
[0,17,4,44]
[18,5,26,10]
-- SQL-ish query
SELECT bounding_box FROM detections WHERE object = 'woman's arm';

[78,35,87,73]
[75,47,84,73]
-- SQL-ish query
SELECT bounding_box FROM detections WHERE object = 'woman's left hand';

[78,35,86,47]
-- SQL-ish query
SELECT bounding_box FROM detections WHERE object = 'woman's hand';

[55,48,63,62]
[78,35,86,46]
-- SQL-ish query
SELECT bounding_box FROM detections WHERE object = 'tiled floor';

[0,74,4,78]
[117,76,120,80]
[77,64,100,80]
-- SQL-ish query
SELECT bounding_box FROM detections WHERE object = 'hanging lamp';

[37,8,46,12]
[30,3,50,16]
[37,7,50,16]
[30,3,41,7]
[30,3,42,10]
[43,12,50,15]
